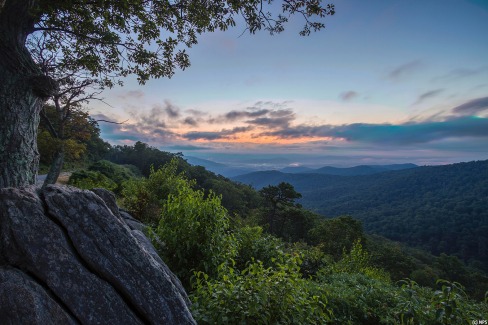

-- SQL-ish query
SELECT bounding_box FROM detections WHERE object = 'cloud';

[166,145,211,151]
[434,66,488,81]
[118,90,145,99]
[340,91,359,101]
[224,109,269,121]
[183,126,253,141]
[164,101,180,118]
[452,97,488,115]
[186,109,207,117]
[209,101,295,126]
[138,106,166,128]
[94,110,176,145]
[388,60,423,80]
[183,117,198,126]
[262,116,488,145]
[246,108,295,128]
[412,89,444,105]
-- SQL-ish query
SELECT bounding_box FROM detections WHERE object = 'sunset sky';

[91,0,488,168]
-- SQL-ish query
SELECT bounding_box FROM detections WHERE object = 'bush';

[320,273,400,324]
[122,159,190,223]
[68,170,117,191]
[191,255,332,324]
[149,176,237,289]
[234,226,285,270]
[88,160,138,193]
[289,242,332,279]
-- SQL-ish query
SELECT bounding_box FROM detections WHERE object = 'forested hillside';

[104,141,261,216]
[283,163,417,176]
[233,160,488,270]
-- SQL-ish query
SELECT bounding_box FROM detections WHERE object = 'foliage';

[66,150,488,321]
[38,104,103,165]
[234,160,488,270]
[38,131,86,163]
[28,1,334,87]
[68,160,136,192]
[257,182,323,241]
[309,216,365,260]
[321,273,400,324]
[260,182,302,208]
[191,255,331,324]
[320,273,488,324]
[149,173,237,289]
[322,240,390,283]
[234,226,285,270]
[289,242,332,279]
[395,279,488,325]
[122,159,190,223]
[88,160,137,193]
[106,142,179,177]
[68,170,117,191]
[107,141,261,216]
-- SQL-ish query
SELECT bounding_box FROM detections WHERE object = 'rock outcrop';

[0,185,195,324]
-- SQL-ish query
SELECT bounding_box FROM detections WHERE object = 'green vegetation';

[122,159,188,223]
[67,143,488,323]
[191,255,332,324]
[38,104,110,175]
[68,160,136,194]
[106,142,261,216]
[234,160,488,271]
[149,172,237,288]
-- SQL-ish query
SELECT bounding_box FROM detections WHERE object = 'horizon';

[181,153,485,173]
[89,0,488,167]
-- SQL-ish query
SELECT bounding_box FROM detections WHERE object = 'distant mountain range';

[185,155,418,178]
[184,156,256,177]
[231,163,418,189]
[232,160,488,269]
[281,163,418,176]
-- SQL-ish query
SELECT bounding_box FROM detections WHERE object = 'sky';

[90,0,488,168]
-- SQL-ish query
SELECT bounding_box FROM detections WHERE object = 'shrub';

[122,159,190,223]
[88,160,137,193]
[320,273,399,324]
[149,178,237,289]
[234,226,285,270]
[68,170,117,191]
[289,242,332,279]
[191,255,332,324]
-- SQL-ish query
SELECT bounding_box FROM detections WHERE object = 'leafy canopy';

[31,0,335,86]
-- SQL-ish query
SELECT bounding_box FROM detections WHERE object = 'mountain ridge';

[233,160,488,269]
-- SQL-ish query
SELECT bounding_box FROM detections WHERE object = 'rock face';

[0,185,195,324]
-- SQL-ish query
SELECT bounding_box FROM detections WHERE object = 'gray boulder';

[0,185,195,324]
[0,266,77,324]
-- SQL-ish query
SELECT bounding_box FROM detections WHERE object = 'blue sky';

[91,0,488,167]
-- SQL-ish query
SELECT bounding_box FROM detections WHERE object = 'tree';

[0,0,334,188]
[38,103,100,185]
[309,216,365,259]
[259,182,302,235]
[28,34,106,186]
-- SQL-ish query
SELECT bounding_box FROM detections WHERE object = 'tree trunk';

[43,148,65,187]
[0,0,56,188]
[0,68,42,188]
